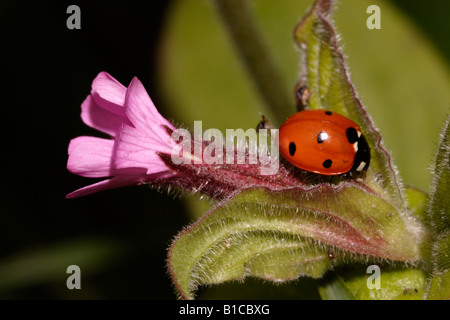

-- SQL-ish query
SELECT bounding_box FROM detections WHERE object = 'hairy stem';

[212,0,293,126]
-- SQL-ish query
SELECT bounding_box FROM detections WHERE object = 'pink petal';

[81,95,131,137]
[67,73,181,198]
[67,136,115,178]
[91,72,127,115]
[65,170,175,199]
[65,173,145,199]
[113,124,176,174]
[124,77,175,135]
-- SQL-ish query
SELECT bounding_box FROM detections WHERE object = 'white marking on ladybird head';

[353,142,358,152]
[357,130,362,138]
[356,161,366,172]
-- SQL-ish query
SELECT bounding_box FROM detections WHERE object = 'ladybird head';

[350,130,371,174]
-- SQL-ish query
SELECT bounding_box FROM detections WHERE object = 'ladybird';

[279,109,370,175]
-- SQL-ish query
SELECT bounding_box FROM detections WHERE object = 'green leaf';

[426,115,450,234]
[328,117,449,300]
[425,236,450,299]
[424,115,450,300]
[318,272,356,300]
[318,261,428,300]
[404,186,428,221]
[319,185,429,300]
[168,185,422,299]
[341,266,426,300]
[293,0,405,209]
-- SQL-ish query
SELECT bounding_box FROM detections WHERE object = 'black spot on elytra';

[323,159,332,168]
[325,110,332,115]
[289,142,296,156]
[346,127,358,144]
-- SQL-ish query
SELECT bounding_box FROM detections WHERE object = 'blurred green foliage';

[158,0,450,192]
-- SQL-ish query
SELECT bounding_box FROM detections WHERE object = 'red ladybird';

[279,109,370,175]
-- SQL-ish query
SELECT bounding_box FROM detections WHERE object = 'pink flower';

[66,72,178,198]
[67,73,304,201]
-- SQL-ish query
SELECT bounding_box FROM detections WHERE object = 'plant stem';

[212,0,293,126]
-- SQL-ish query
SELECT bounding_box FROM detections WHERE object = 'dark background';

[0,0,185,299]
[0,0,448,299]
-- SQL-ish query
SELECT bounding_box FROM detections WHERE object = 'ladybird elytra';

[278,109,370,175]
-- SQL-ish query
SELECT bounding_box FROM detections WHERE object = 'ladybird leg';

[256,114,275,130]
